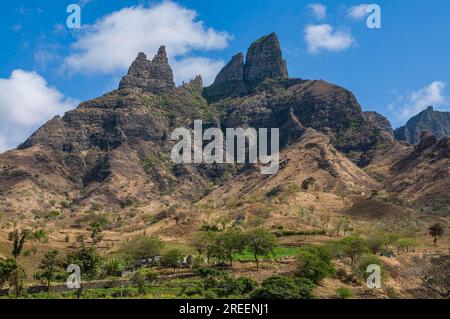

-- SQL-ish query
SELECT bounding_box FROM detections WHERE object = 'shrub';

[356,253,386,281]
[251,276,314,299]
[237,277,258,295]
[161,249,184,269]
[295,246,335,284]
[102,259,125,277]
[293,277,315,299]
[336,287,353,299]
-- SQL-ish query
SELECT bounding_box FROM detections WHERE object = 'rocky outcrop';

[394,106,450,144]
[204,33,288,101]
[119,46,175,93]
[181,75,203,93]
[363,111,394,138]
[243,33,288,82]
[214,53,244,85]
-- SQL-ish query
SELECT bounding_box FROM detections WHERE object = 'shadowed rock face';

[394,106,450,144]
[119,46,175,93]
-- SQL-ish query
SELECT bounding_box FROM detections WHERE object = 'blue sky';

[1,0,449,152]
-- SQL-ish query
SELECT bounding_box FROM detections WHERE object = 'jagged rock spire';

[119,46,175,93]
[182,75,203,92]
[244,33,288,81]
[209,32,288,89]
[214,53,244,85]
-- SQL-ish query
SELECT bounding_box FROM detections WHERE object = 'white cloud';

[304,24,355,54]
[63,1,230,84]
[307,3,327,20]
[172,57,224,86]
[0,70,77,153]
[348,4,370,20]
[389,81,448,121]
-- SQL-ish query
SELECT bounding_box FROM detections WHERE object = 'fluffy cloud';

[172,57,224,86]
[64,1,230,85]
[304,24,355,54]
[307,3,327,20]
[0,70,77,152]
[348,4,370,20]
[389,81,448,121]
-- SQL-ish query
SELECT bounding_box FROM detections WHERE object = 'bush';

[161,249,185,269]
[336,287,353,299]
[293,277,315,299]
[237,277,258,295]
[251,276,298,299]
[295,246,335,284]
[102,259,125,277]
[251,276,314,299]
[356,253,386,281]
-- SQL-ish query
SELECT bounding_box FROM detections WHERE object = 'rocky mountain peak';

[214,53,244,85]
[394,105,450,144]
[205,33,289,100]
[181,75,203,93]
[119,46,175,93]
[243,32,288,82]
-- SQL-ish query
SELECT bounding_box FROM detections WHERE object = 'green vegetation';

[118,236,165,261]
[336,287,353,299]
[295,246,335,284]
[251,276,314,299]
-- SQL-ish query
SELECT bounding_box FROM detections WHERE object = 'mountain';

[395,106,450,144]
[388,131,450,207]
[0,33,447,226]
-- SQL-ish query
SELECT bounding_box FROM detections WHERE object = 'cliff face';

[395,106,450,144]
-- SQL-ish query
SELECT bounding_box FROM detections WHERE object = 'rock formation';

[394,106,450,144]
[119,46,175,93]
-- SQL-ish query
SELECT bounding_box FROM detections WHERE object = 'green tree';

[131,268,158,295]
[9,265,27,298]
[120,236,165,261]
[191,231,218,264]
[332,236,368,266]
[88,215,108,247]
[161,249,184,270]
[295,246,335,284]
[217,229,247,266]
[8,229,31,259]
[30,229,49,256]
[0,258,17,289]
[65,247,104,280]
[429,223,444,246]
[245,228,278,270]
[37,249,61,291]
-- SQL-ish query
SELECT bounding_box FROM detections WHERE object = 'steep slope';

[387,131,450,208]
[0,48,220,219]
[395,106,450,144]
